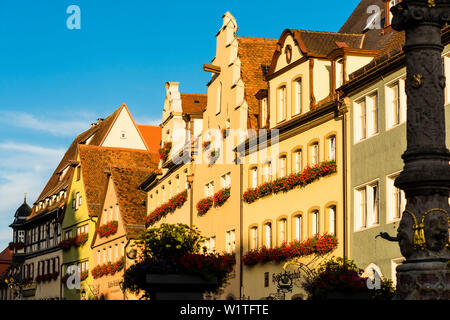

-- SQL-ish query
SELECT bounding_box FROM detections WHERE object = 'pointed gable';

[136,125,162,154]
[101,104,148,150]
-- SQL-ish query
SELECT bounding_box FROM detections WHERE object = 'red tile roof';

[0,247,12,277]
[236,36,278,129]
[110,167,152,236]
[137,125,162,153]
[78,145,159,217]
[180,93,208,114]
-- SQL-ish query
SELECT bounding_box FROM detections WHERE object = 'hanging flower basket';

[73,233,88,247]
[58,239,73,251]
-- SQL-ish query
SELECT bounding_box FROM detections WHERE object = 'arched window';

[250,226,258,250]
[293,149,302,173]
[278,86,287,122]
[279,155,287,178]
[278,219,287,246]
[310,142,319,165]
[264,223,272,248]
[312,210,319,236]
[328,136,336,161]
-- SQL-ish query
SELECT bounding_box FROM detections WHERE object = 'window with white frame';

[328,136,336,161]
[355,181,380,230]
[336,58,345,88]
[226,230,236,254]
[251,167,258,189]
[221,172,231,189]
[278,219,287,246]
[278,86,287,122]
[77,224,88,235]
[310,142,319,165]
[354,92,378,142]
[294,78,302,115]
[312,210,319,236]
[328,206,337,236]
[204,181,214,197]
[217,82,222,114]
[18,230,25,243]
[261,97,268,127]
[264,223,272,248]
[294,215,303,241]
[386,77,407,129]
[263,162,272,184]
[250,226,258,250]
[293,149,302,173]
[279,156,287,178]
[387,174,406,222]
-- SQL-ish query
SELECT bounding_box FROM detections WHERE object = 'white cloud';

[0,141,65,249]
[0,111,91,137]
[134,116,161,127]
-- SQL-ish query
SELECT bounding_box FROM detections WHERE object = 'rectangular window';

[261,97,268,127]
[251,167,258,189]
[355,92,378,142]
[279,219,287,246]
[312,211,319,236]
[278,86,287,122]
[294,79,302,115]
[329,206,336,236]
[221,173,231,189]
[18,230,25,243]
[265,223,272,248]
[279,156,287,178]
[355,181,380,230]
[387,174,406,222]
[336,59,344,88]
[250,227,258,250]
[386,78,406,129]
[77,166,81,181]
[328,136,336,161]
[226,230,236,254]
[311,143,319,165]
[294,150,302,173]
[263,162,272,184]
[295,215,303,241]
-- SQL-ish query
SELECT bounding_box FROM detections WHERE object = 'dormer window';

[261,97,268,128]
[335,58,345,89]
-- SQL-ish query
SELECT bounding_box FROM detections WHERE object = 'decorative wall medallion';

[412,74,423,88]
[285,45,292,64]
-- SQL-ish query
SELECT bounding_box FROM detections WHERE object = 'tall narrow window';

[312,210,319,236]
[388,174,406,221]
[278,86,287,122]
[295,215,303,241]
[216,82,222,114]
[279,219,287,246]
[336,58,344,88]
[311,143,319,165]
[261,97,268,128]
[250,227,258,250]
[294,150,302,173]
[328,206,337,235]
[279,156,287,178]
[355,181,379,229]
[328,136,336,161]
[251,167,258,189]
[263,162,272,184]
[367,93,378,136]
[355,92,379,141]
[294,79,302,115]
[264,223,272,248]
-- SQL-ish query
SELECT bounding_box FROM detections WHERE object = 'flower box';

[145,190,188,227]
[73,233,88,247]
[213,188,231,207]
[159,142,172,162]
[196,197,214,216]
[243,160,337,204]
[97,221,118,238]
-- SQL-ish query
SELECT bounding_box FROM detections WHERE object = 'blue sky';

[0,0,360,249]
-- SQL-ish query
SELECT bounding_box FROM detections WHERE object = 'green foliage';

[370,278,396,301]
[137,223,203,259]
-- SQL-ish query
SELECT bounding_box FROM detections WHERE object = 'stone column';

[391,0,450,300]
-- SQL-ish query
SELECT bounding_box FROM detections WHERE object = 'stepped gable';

[78,145,159,217]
